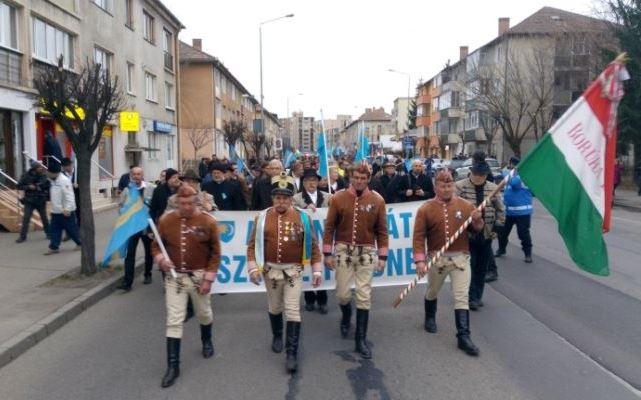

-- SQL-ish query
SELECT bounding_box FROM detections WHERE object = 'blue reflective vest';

[503,173,533,216]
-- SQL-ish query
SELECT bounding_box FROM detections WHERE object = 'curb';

[0,262,143,370]
[613,201,641,213]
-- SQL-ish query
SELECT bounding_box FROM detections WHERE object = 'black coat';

[251,176,273,210]
[397,172,435,202]
[149,183,174,222]
[18,169,50,205]
[370,173,400,203]
[203,179,247,211]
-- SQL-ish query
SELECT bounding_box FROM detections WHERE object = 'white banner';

[211,201,425,293]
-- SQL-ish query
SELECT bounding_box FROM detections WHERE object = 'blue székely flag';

[229,144,247,173]
[404,158,414,174]
[283,149,296,169]
[101,183,150,267]
[354,131,370,163]
[317,132,329,179]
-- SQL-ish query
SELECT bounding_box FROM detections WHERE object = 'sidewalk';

[614,188,641,212]
[0,209,134,348]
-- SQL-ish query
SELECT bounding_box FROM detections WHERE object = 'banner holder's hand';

[249,268,263,285]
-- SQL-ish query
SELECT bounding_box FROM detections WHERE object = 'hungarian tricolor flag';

[519,57,629,276]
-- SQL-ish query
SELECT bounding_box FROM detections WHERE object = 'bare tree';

[478,112,501,154]
[245,130,266,160]
[468,46,555,157]
[34,58,126,275]
[223,120,247,157]
[264,137,273,159]
[186,123,213,161]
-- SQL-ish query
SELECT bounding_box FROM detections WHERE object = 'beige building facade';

[0,0,182,192]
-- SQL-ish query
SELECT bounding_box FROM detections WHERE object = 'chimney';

[459,46,469,60]
[498,18,510,36]
[192,38,202,51]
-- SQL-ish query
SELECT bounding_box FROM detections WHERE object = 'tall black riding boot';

[339,303,352,338]
[285,321,301,373]
[455,309,479,356]
[355,309,372,359]
[161,337,181,388]
[424,299,437,333]
[200,324,214,358]
[269,313,284,353]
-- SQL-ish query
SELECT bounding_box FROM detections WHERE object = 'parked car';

[447,158,468,179]
[455,158,501,181]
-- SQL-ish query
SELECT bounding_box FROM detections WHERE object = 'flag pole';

[148,218,178,279]
[320,109,333,194]
[392,170,513,308]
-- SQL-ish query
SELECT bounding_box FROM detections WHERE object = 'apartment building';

[391,97,411,135]
[342,107,394,155]
[0,0,183,191]
[417,7,614,161]
[179,39,280,163]
[315,114,352,155]
[283,111,314,153]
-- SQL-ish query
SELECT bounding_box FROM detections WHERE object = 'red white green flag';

[518,59,629,276]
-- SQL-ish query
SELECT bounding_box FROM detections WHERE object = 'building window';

[143,10,154,43]
[145,72,157,102]
[93,46,112,75]
[164,82,174,109]
[163,28,173,71]
[126,62,134,94]
[125,0,134,29]
[0,1,17,50]
[148,133,159,160]
[98,132,114,179]
[451,91,461,108]
[215,99,222,129]
[166,135,174,161]
[214,70,222,97]
[32,18,74,68]
[93,0,111,12]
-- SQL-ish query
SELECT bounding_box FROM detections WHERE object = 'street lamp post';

[259,13,294,158]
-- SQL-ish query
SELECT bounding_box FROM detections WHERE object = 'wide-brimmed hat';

[209,162,229,173]
[271,172,295,196]
[180,169,201,182]
[470,161,491,175]
[301,168,321,181]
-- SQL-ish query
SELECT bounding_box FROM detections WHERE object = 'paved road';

[0,204,639,400]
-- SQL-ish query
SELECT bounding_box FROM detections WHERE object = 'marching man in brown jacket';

[413,170,484,356]
[247,172,322,373]
[152,184,221,388]
[323,164,388,359]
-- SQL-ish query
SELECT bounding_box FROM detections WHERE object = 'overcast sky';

[163,0,601,120]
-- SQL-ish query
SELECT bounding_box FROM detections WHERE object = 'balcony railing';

[0,47,22,86]
[416,94,431,105]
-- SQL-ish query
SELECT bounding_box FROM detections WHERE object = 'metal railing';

[91,159,117,198]
[0,168,22,214]
[22,151,48,170]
